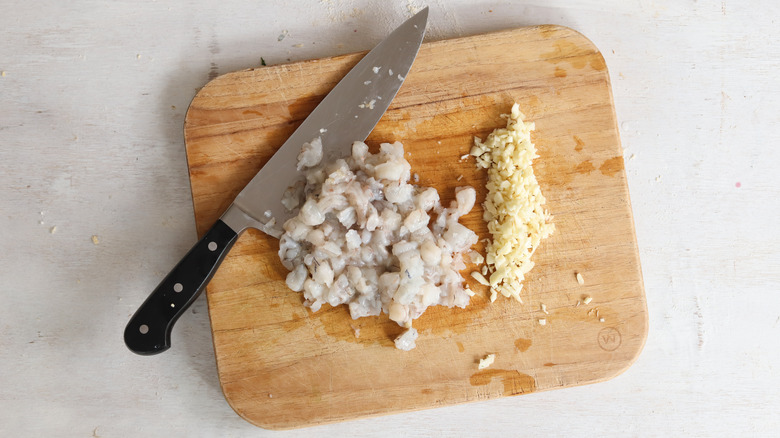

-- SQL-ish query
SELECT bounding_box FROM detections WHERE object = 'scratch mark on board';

[274,69,290,105]
[220,136,244,159]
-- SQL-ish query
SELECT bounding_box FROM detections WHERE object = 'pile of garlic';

[470,103,555,302]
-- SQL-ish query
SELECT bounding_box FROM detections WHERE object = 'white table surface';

[2,0,778,436]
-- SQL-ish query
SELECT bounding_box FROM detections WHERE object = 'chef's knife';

[124,8,428,355]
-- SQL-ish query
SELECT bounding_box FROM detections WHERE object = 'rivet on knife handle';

[123,219,238,355]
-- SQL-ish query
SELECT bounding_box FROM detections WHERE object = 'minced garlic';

[470,103,554,303]
[471,271,490,286]
[478,353,495,369]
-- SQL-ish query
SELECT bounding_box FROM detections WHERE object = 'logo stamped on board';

[597,327,622,351]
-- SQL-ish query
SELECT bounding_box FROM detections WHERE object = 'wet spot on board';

[514,338,532,352]
[573,135,584,151]
[421,388,433,395]
[286,94,326,121]
[590,55,607,71]
[542,40,608,73]
[469,369,536,395]
[574,160,595,174]
[535,143,575,187]
[599,157,624,177]
[456,341,465,353]
[542,40,588,69]
[411,288,490,338]
[518,95,543,119]
[539,27,558,39]
[309,303,397,347]
[280,311,309,331]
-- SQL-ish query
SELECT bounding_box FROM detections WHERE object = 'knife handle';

[124,219,239,355]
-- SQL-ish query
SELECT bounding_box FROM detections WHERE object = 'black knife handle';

[124,219,239,355]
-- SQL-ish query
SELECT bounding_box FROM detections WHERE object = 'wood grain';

[184,25,647,429]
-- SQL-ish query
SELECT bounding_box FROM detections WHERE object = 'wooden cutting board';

[184,25,647,430]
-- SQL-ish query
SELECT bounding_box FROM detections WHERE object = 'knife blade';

[124,7,429,355]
